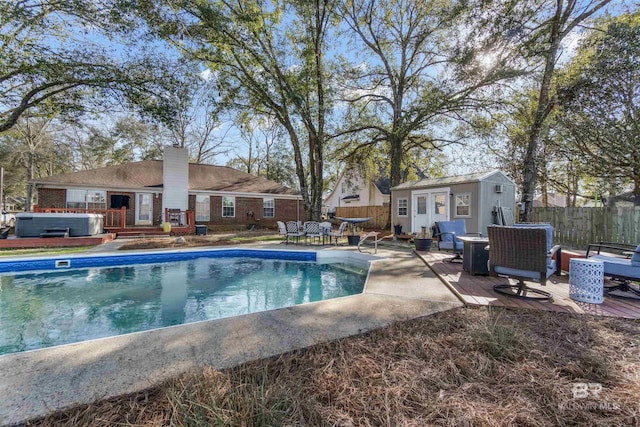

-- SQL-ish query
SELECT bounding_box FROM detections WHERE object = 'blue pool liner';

[0,249,316,273]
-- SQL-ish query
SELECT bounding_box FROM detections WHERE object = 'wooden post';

[121,206,127,229]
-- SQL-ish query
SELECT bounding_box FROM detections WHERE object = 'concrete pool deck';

[0,243,462,426]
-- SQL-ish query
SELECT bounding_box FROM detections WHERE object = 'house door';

[136,193,153,225]
[412,189,449,233]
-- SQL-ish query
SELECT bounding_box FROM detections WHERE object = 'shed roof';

[391,170,512,190]
[31,160,299,195]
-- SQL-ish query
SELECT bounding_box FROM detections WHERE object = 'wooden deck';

[0,233,116,249]
[417,251,640,319]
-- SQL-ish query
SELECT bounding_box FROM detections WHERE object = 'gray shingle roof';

[31,160,299,195]
[391,170,504,190]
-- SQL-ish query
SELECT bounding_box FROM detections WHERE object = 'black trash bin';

[195,225,207,236]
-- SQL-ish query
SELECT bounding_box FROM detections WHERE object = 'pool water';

[0,257,367,355]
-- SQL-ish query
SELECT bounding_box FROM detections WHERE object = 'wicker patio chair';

[487,225,562,301]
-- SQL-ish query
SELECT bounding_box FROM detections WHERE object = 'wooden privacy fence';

[335,206,390,230]
[533,207,640,249]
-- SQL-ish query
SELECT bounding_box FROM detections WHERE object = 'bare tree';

[167,74,231,164]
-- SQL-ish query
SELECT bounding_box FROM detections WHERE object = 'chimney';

[162,146,189,214]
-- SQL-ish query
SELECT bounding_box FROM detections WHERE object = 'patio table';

[334,217,372,225]
[458,236,490,276]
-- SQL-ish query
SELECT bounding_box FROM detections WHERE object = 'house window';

[341,182,346,194]
[222,196,235,217]
[66,189,106,210]
[397,198,408,216]
[455,193,471,217]
[263,198,275,218]
[195,194,210,221]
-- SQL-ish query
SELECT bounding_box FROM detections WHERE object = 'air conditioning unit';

[495,184,504,193]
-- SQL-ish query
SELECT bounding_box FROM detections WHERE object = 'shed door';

[412,189,449,233]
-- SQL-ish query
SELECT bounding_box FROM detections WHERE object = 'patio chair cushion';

[436,219,466,251]
[590,253,640,278]
[631,244,640,266]
[494,260,557,282]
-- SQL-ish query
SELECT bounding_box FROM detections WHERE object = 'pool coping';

[0,245,462,426]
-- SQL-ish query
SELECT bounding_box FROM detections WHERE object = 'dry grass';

[32,306,640,426]
[117,230,282,250]
[117,229,397,251]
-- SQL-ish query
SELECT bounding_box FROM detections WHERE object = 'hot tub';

[15,213,104,237]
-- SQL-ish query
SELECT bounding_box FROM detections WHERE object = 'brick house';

[31,147,303,230]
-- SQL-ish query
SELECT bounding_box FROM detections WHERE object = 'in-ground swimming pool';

[0,249,369,356]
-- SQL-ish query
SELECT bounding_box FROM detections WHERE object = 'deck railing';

[164,208,195,229]
[33,206,127,229]
[32,206,196,232]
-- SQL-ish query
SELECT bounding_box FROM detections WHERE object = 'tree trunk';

[521,16,563,222]
[306,0,326,221]
[26,153,35,211]
[284,121,311,218]
[388,135,403,227]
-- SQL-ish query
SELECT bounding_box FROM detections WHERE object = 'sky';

[20,0,631,181]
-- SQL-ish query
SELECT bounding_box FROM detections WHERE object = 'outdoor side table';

[458,236,490,275]
[569,258,604,304]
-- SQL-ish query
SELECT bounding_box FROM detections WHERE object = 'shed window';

[222,196,235,218]
[455,193,471,217]
[196,195,210,221]
[397,198,408,217]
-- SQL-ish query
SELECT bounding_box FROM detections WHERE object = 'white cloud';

[199,68,213,81]
[558,31,585,64]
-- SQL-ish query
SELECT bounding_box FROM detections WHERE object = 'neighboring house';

[323,168,390,216]
[605,191,635,208]
[391,170,516,235]
[31,147,303,230]
[533,192,567,208]
[1,195,21,212]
